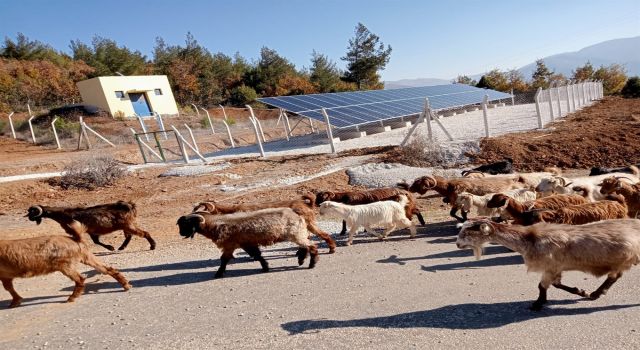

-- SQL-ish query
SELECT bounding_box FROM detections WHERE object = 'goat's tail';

[398,195,409,207]
[571,186,589,198]
[67,220,87,242]
[629,165,639,177]
[115,201,137,216]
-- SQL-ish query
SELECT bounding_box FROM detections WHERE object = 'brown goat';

[524,195,628,226]
[194,193,336,253]
[401,175,524,222]
[177,208,318,278]
[487,193,589,225]
[26,201,155,251]
[315,188,425,235]
[0,235,131,308]
[599,177,640,218]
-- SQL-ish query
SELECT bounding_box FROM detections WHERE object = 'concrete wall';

[76,75,179,117]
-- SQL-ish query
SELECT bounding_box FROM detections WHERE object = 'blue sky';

[1,0,638,80]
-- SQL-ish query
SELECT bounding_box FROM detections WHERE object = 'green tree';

[454,75,476,86]
[594,64,627,95]
[228,85,257,106]
[310,51,342,93]
[70,36,148,77]
[506,69,529,92]
[341,23,392,90]
[531,59,553,89]
[572,62,595,82]
[1,33,66,64]
[246,47,297,96]
[621,76,640,98]
[475,69,508,91]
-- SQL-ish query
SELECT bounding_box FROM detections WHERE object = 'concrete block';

[335,130,367,140]
[361,125,392,134]
[386,120,412,129]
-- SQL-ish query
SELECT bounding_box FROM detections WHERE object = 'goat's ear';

[479,223,493,235]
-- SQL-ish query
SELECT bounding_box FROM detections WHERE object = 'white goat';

[319,195,416,245]
[456,189,537,219]
[536,172,639,201]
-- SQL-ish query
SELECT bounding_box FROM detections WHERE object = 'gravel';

[159,163,231,177]
[347,163,462,188]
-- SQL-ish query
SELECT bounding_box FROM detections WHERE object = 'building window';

[115,91,125,98]
[154,88,163,95]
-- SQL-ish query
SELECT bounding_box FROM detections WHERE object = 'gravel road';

[2,218,639,350]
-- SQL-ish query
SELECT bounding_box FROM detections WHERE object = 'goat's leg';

[90,234,115,251]
[346,224,358,246]
[339,220,347,236]
[307,244,319,269]
[449,207,465,222]
[551,273,587,297]
[588,272,622,300]
[59,267,86,303]
[381,224,396,239]
[243,246,269,272]
[81,253,131,290]
[121,225,156,251]
[530,272,554,311]
[401,218,417,237]
[1,278,22,308]
[214,250,235,279]
[414,210,426,226]
[118,233,133,251]
[307,221,337,253]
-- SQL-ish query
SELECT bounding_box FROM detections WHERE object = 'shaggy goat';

[461,158,514,176]
[400,175,524,222]
[193,193,336,253]
[456,189,537,219]
[0,235,131,308]
[318,195,416,246]
[487,193,589,225]
[315,188,424,235]
[177,208,318,278]
[456,218,640,311]
[535,171,639,202]
[589,165,640,176]
[599,177,640,218]
[522,195,628,226]
[26,201,155,251]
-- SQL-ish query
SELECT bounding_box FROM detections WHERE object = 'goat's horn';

[563,181,573,188]
[33,205,43,217]
[615,176,633,181]
[424,175,437,188]
[186,213,206,223]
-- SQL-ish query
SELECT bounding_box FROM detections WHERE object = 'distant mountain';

[385,37,640,89]
[384,78,450,89]
[517,36,640,78]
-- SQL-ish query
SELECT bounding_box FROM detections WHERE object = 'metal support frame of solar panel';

[258,84,512,129]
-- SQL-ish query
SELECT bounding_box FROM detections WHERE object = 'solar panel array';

[258,84,512,128]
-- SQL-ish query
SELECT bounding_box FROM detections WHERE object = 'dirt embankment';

[469,97,640,171]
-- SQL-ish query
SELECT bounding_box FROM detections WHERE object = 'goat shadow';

[376,245,515,266]
[281,300,640,334]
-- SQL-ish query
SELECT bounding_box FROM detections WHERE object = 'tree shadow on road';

[281,300,640,334]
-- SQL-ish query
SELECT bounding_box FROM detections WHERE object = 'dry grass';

[395,135,446,167]
[53,156,126,190]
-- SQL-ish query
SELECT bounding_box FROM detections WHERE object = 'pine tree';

[531,59,553,89]
[341,23,392,90]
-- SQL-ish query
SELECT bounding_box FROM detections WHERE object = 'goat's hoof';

[104,245,115,251]
[261,267,269,273]
[213,272,224,279]
[66,297,77,303]
[587,292,602,300]
[529,302,544,311]
[577,289,588,298]
[328,247,336,254]
[9,299,22,308]
[117,246,126,251]
[339,232,347,236]
[122,283,132,291]
[149,245,156,251]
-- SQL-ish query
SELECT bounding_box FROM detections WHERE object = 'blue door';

[129,93,152,116]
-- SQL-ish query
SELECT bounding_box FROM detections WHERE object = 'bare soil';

[469,97,640,170]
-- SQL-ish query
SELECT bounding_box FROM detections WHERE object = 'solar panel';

[258,84,512,128]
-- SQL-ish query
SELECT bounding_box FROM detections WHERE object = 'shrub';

[396,134,446,167]
[53,117,80,138]
[56,156,126,190]
[200,116,211,128]
[226,117,236,126]
[621,77,640,98]
[113,110,126,121]
[0,119,6,135]
[228,85,257,106]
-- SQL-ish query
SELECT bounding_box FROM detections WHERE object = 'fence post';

[222,120,235,148]
[281,113,290,141]
[200,107,215,134]
[27,115,36,143]
[581,81,587,105]
[131,129,148,164]
[7,112,16,139]
[152,132,166,162]
[510,88,515,106]
[137,115,150,141]
[219,104,228,121]
[191,103,200,118]
[565,82,572,112]
[51,117,61,149]
[27,103,32,117]
[246,105,266,157]
[574,82,581,108]
[308,117,316,133]
[82,121,116,147]
[77,116,91,150]
[481,94,490,137]
[555,83,563,117]
[321,108,337,153]
[155,112,168,140]
[184,124,199,153]
[283,111,292,137]
[547,87,555,121]
[534,87,543,128]
[401,98,431,146]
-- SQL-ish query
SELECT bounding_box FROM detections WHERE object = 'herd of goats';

[2,158,640,311]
